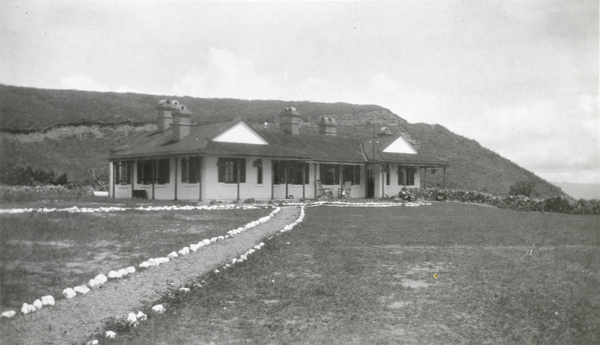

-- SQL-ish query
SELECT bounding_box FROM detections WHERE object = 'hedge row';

[396,188,600,215]
[0,164,69,186]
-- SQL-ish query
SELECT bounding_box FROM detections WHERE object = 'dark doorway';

[366,166,374,198]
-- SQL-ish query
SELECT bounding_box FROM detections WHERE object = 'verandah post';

[198,156,202,201]
[152,160,156,200]
[174,157,178,201]
[339,165,343,197]
[302,161,306,199]
[271,160,274,200]
[236,159,240,202]
[381,166,385,198]
[112,161,116,198]
[284,161,289,199]
[131,160,135,198]
[313,164,318,198]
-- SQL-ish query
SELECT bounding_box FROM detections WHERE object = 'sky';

[1,0,598,184]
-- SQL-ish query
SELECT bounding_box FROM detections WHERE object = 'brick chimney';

[279,107,301,135]
[155,100,180,132]
[172,105,192,142]
[318,116,337,136]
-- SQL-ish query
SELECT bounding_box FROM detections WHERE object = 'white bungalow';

[108,100,448,201]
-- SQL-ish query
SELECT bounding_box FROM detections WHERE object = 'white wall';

[112,156,421,201]
[381,165,421,198]
[203,156,274,201]
[176,157,201,201]
[111,161,134,199]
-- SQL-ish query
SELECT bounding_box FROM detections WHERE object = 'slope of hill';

[400,123,564,197]
[0,84,402,131]
[0,85,565,197]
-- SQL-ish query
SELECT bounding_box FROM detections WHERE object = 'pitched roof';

[361,136,449,167]
[109,119,447,167]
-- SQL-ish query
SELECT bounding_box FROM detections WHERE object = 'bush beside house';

[397,188,600,215]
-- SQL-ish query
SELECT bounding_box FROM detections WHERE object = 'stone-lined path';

[1,206,301,345]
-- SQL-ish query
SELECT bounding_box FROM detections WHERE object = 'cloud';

[59,74,111,92]
[472,95,599,183]
[364,73,443,123]
[172,48,279,100]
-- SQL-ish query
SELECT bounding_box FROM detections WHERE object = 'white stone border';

[1,207,281,320]
[2,201,428,320]
[0,199,431,215]
[311,200,432,207]
[93,206,306,344]
[0,203,271,214]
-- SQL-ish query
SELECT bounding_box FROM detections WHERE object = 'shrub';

[0,164,70,186]
[394,187,600,215]
[0,185,92,203]
[509,180,536,197]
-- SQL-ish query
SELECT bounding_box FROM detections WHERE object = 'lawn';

[0,207,272,310]
[105,202,600,344]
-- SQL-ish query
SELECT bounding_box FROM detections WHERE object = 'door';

[366,165,374,198]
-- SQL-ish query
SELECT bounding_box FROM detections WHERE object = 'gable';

[212,122,268,145]
[382,136,417,154]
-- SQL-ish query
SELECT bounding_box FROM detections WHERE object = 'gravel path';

[1,206,301,345]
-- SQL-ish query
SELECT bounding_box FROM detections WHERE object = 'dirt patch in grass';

[0,207,300,345]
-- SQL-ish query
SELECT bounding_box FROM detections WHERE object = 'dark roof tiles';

[110,119,447,167]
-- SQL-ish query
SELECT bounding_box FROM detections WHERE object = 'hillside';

[0,84,402,131]
[0,85,565,197]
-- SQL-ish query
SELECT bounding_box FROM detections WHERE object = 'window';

[156,159,170,184]
[290,162,309,185]
[273,160,285,185]
[181,157,201,184]
[254,159,263,184]
[115,161,132,185]
[407,166,416,186]
[273,161,309,185]
[137,161,154,185]
[398,166,416,186]
[319,164,340,185]
[398,166,406,185]
[342,165,361,185]
[218,158,246,183]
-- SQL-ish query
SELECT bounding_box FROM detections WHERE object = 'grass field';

[0,207,271,310]
[101,203,600,344]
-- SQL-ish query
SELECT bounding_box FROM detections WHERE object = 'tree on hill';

[509,180,536,197]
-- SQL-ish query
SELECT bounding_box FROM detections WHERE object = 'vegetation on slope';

[402,123,565,197]
[0,84,398,131]
[0,84,565,197]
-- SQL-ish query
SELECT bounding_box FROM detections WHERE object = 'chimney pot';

[279,107,301,135]
[172,108,192,142]
[318,116,337,136]
[155,100,180,132]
